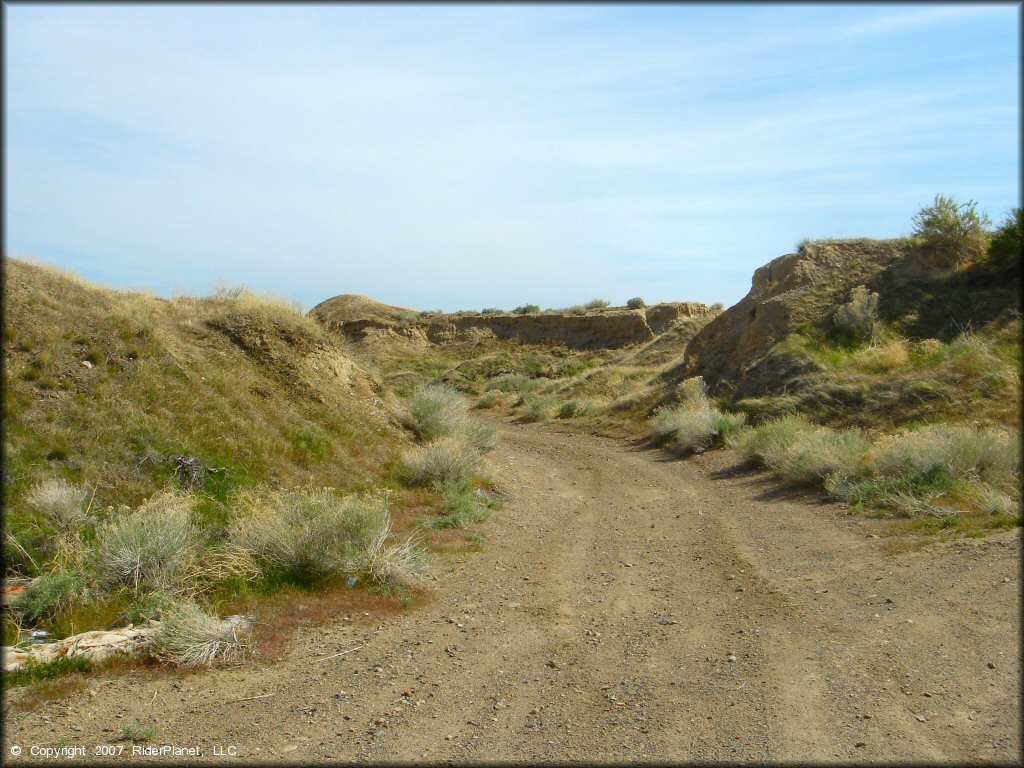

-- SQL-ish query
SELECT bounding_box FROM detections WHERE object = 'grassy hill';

[3,260,404,567]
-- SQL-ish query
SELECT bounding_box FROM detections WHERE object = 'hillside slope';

[2,260,405,571]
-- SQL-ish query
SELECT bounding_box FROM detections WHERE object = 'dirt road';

[5,420,1020,763]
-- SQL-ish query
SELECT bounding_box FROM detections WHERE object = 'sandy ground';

[4,419,1020,764]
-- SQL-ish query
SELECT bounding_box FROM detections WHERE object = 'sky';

[4,4,1020,311]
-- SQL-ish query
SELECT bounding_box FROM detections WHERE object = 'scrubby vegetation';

[912,194,992,268]
[650,377,745,454]
[732,416,1020,532]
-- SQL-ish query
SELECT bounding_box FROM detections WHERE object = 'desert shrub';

[912,194,992,268]
[677,376,710,406]
[585,298,610,310]
[513,304,540,315]
[399,437,482,489]
[710,302,725,311]
[9,571,85,626]
[520,394,561,422]
[25,480,89,533]
[981,208,1022,273]
[777,428,871,486]
[474,392,501,409]
[463,419,498,454]
[93,494,201,595]
[480,307,505,314]
[834,285,880,342]
[711,411,747,443]
[358,523,426,589]
[652,406,717,453]
[151,601,252,668]
[626,297,646,309]
[869,424,1020,494]
[558,399,590,419]
[738,415,819,469]
[417,479,500,531]
[229,489,390,580]
[651,377,741,454]
[404,384,468,442]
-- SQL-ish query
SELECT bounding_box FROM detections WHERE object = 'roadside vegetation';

[1,260,495,692]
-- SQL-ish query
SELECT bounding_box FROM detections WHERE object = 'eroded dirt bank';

[5,420,1019,763]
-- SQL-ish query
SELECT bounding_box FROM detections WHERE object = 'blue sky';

[4,4,1019,311]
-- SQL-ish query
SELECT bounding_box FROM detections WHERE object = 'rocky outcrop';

[310,296,715,351]
[674,239,909,398]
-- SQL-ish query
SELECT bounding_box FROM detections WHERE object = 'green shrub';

[513,304,540,315]
[585,298,610,310]
[912,194,992,268]
[869,424,1020,494]
[9,571,85,626]
[776,428,871,486]
[120,721,156,744]
[93,493,201,595]
[558,399,590,419]
[833,285,879,342]
[981,208,1022,273]
[474,392,500,409]
[711,411,747,444]
[417,480,492,530]
[399,437,482,489]
[626,297,646,309]
[404,384,468,442]
[520,394,560,422]
[485,374,543,394]
[228,489,390,581]
[738,415,818,468]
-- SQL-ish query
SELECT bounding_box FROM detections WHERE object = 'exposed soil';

[5,420,1020,763]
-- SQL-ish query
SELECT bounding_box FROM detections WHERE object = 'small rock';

[916,715,927,723]
[987,662,996,669]
[81,360,93,369]
[854,742,866,748]
[726,653,737,663]
[735,586,744,592]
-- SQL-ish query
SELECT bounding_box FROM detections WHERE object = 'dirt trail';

[5,420,1020,763]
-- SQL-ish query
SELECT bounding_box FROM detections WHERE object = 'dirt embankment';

[5,420,1018,763]
[309,295,715,351]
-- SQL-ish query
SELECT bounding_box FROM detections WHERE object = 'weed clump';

[8,571,85,626]
[25,480,90,534]
[399,437,483,489]
[228,489,390,581]
[404,384,469,442]
[626,297,646,309]
[834,285,880,342]
[150,601,252,668]
[93,493,201,595]
[650,377,745,454]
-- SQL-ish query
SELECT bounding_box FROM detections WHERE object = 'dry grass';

[399,437,483,488]
[25,480,90,533]
[150,601,252,668]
